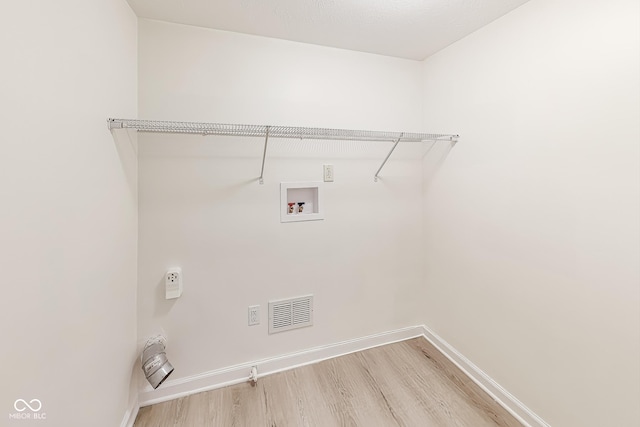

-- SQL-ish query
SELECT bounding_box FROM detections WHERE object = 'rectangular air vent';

[268,295,313,334]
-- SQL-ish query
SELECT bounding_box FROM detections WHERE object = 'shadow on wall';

[110,127,138,195]
[422,140,455,190]
[127,352,141,417]
[204,178,262,204]
[155,276,177,317]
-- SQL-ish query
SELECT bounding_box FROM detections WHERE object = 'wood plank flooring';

[134,337,522,427]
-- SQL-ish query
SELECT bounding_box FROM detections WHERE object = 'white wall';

[5,2,632,422]
[0,1,139,426]
[420,0,640,426]
[137,19,427,385]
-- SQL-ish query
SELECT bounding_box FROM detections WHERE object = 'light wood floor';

[134,337,522,427]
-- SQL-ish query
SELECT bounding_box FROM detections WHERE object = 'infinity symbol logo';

[14,399,42,412]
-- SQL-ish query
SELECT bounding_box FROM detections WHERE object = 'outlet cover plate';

[165,267,183,299]
[323,164,334,182]
[248,305,260,326]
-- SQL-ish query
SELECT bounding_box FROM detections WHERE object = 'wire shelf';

[107,118,457,143]
[107,118,459,183]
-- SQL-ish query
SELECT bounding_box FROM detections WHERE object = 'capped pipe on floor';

[249,365,258,385]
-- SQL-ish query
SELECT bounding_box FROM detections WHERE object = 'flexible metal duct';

[141,340,174,389]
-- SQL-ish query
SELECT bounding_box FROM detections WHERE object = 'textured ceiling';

[127,0,530,60]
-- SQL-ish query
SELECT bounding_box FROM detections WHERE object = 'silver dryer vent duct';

[141,338,174,389]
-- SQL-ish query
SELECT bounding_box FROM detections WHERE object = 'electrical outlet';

[165,267,183,299]
[248,305,260,326]
[323,164,334,182]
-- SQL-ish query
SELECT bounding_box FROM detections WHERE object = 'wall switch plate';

[165,267,183,299]
[323,164,334,182]
[248,305,260,326]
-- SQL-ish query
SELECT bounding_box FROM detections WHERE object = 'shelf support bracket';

[107,118,123,130]
[374,134,403,182]
[259,126,270,185]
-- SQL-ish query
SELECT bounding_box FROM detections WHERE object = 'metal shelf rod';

[259,126,270,185]
[374,134,403,182]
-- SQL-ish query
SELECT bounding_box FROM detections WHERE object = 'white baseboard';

[134,324,549,427]
[138,325,425,407]
[120,399,139,427]
[420,325,550,427]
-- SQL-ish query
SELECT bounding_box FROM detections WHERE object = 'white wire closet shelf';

[107,118,459,183]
